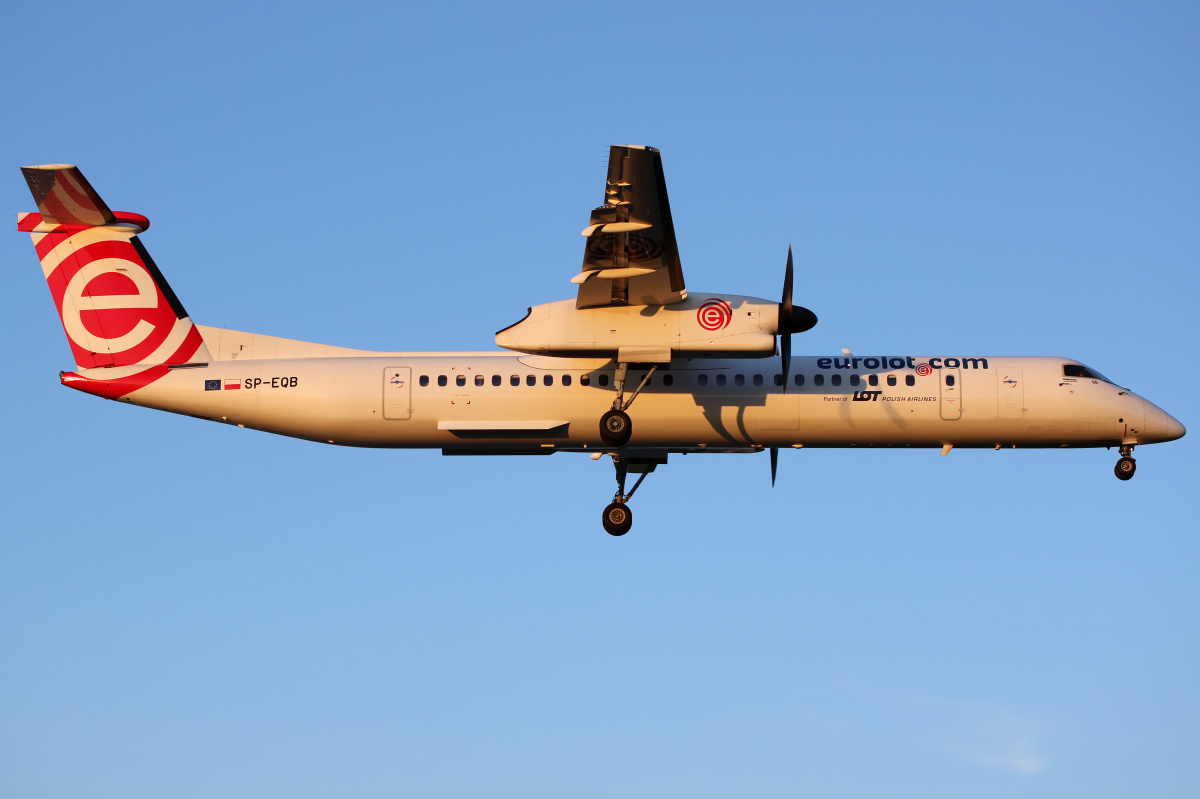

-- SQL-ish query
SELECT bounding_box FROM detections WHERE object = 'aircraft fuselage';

[67,340,1181,453]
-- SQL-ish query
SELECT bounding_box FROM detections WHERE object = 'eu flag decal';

[204,379,221,391]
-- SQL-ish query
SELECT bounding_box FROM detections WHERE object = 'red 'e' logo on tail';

[40,231,183,368]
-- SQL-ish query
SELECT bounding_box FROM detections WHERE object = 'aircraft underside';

[60,347,1182,533]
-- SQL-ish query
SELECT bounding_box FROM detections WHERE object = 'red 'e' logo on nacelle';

[697,299,732,331]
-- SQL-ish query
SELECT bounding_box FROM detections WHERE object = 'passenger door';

[940,367,962,420]
[997,367,1023,419]
[383,366,412,420]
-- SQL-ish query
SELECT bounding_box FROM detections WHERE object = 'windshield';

[1063,363,1114,384]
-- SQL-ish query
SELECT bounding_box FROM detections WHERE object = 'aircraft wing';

[573,146,686,309]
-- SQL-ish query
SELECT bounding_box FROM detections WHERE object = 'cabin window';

[734,374,745,387]
[526,374,536,386]
[475,374,485,387]
[510,375,520,386]
[562,375,572,386]
[831,374,842,387]
[580,374,590,386]
[794,374,805,387]
[906,375,915,386]
[716,374,727,387]
[868,374,878,387]
[419,375,429,387]
[438,375,447,387]
[599,374,610,387]
[887,375,897,387]
[697,374,709,386]
[544,374,553,386]
[663,374,674,387]
[456,375,466,387]
[813,374,824,386]
[850,374,860,387]
[945,374,955,387]
[753,374,763,387]
[491,375,501,386]
[774,374,783,386]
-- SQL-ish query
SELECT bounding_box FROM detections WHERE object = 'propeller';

[772,246,817,487]
[778,245,818,392]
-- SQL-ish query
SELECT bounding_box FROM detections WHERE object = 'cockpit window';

[1063,364,1114,384]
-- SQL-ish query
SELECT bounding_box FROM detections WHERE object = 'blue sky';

[2,2,1197,797]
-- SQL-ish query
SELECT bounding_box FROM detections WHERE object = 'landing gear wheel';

[1115,456,1136,481]
[602,502,633,536]
[600,410,632,447]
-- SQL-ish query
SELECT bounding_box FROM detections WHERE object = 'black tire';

[602,502,633,536]
[1115,456,1136,481]
[599,410,632,447]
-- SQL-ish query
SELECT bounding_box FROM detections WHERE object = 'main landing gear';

[601,453,659,536]
[1115,444,1136,481]
[598,364,658,447]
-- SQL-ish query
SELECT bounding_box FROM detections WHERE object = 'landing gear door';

[383,366,412,420]
[939,367,962,420]
[997,367,1023,419]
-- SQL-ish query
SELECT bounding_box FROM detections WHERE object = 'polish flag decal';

[224,379,242,390]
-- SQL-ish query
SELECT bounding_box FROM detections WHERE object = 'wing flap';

[437,420,569,431]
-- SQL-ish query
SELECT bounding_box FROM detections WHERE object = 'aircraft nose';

[1142,400,1186,443]
[1163,412,1186,442]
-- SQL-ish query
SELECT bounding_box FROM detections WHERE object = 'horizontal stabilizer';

[21,164,114,227]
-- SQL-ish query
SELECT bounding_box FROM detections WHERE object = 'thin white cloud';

[928,707,1050,775]
[838,679,1052,775]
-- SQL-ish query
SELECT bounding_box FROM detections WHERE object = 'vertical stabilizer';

[19,165,211,371]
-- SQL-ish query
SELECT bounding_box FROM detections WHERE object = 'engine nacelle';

[495,293,781,361]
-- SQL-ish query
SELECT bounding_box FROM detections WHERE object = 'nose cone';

[1163,412,1186,442]
[1142,400,1186,443]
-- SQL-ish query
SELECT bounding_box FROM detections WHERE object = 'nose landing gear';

[602,502,633,536]
[600,453,660,535]
[1115,444,1136,481]
[598,363,658,447]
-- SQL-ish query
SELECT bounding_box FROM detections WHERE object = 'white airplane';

[19,147,1185,535]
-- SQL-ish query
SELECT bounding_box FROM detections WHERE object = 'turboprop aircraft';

[18,147,1185,535]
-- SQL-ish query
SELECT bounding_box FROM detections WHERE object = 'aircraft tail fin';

[19,165,211,370]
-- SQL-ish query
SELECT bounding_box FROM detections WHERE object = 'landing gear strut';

[598,364,657,447]
[1115,444,1136,481]
[601,454,653,536]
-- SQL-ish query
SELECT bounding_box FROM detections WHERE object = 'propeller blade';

[782,246,793,393]
[781,332,791,393]
[778,244,818,336]
[782,246,794,317]
[770,446,779,487]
